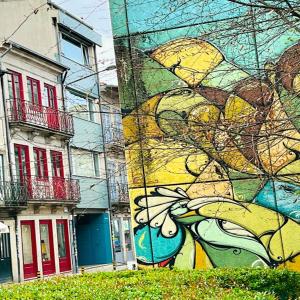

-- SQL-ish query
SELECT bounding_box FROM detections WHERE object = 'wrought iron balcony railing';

[105,127,124,150]
[7,100,74,136]
[111,183,129,204]
[14,176,80,203]
[0,181,27,207]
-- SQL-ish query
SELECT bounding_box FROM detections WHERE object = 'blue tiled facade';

[56,10,112,266]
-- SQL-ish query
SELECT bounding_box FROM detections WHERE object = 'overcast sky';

[53,0,117,84]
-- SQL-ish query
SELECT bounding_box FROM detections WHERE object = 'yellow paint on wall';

[195,241,213,269]
[187,161,233,198]
[123,94,164,145]
[151,38,224,87]
[126,139,200,188]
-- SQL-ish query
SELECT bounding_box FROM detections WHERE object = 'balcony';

[7,100,74,137]
[0,181,27,208]
[105,127,124,152]
[111,183,129,205]
[15,176,80,204]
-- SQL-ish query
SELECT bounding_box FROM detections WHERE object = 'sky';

[53,0,117,85]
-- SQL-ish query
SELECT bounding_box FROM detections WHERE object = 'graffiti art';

[109,0,300,270]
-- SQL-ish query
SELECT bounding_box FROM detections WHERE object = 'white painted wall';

[0,0,59,60]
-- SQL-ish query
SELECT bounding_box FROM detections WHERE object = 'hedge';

[0,268,299,299]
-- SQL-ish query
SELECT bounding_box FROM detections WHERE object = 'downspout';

[94,45,116,269]
[61,70,79,274]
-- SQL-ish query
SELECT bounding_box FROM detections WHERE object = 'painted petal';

[150,210,169,228]
[221,221,254,237]
[175,188,189,198]
[187,196,232,210]
[138,196,180,208]
[156,187,187,198]
[161,213,178,237]
[136,203,172,224]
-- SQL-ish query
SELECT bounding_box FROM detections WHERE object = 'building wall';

[0,0,58,60]
[109,0,300,271]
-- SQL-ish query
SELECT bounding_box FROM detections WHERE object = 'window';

[27,77,41,106]
[66,90,95,121]
[93,153,100,177]
[51,151,64,178]
[123,218,132,251]
[102,105,112,141]
[0,154,4,182]
[61,34,90,66]
[44,84,57,109]
[113,219,122,253]
[15,144,31,182]
[33,148,48,179]
[56,222,66,258]
[108,160,117,200]
[8,71,23,102]
[72,149,100,177]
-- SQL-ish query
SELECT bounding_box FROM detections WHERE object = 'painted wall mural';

[109,0,300,270]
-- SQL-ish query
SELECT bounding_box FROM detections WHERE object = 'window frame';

[33,147,48,180]
[44,84,58,110]
[61,33,91,67]
[27,77,42,106]
[8,71,24,103]
[14,144,31,182]
[66,90,96,122]
[50,151,64,178]
[92,152,100,178]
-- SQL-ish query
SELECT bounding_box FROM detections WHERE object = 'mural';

[109,0,300,270]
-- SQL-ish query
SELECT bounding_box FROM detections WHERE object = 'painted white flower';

[135,187,189,237]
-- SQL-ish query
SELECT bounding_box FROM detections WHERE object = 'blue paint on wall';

[255,180,300,221]
[135,225,183,264]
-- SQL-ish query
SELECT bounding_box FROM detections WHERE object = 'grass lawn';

[0,268,299,300]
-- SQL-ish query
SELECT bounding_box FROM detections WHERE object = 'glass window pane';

[34,151,39,177]
[123,218,132,251]
[72,149,94,177]
[88,100,95,122]
[57,223,66,258]
[93,153,100,177]
[0,154,4,182]
[13,75,21,100]
[8,76,14,100]
[27,80,32,103]
[113,219,121,252]
[83,45,90,66]
[21,225,33,264]
[66,90,89,120]
[40,224,51,262]
[15,148,20,180]
[61,35,83,64]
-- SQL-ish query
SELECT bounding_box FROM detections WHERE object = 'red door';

[21,221,38,279]
[39,220,56,275]
[15,144,32,197]
[8,71,25,121]
[56,220,71,272]
[51,151,65,200]
[27,77,42,124]
[45,84,59,131]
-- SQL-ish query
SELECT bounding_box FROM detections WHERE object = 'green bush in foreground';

[0,268,299,300]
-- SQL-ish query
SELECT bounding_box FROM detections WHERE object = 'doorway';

[0,232,12,283]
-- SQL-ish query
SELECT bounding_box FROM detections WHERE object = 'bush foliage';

[0,268,299,299]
